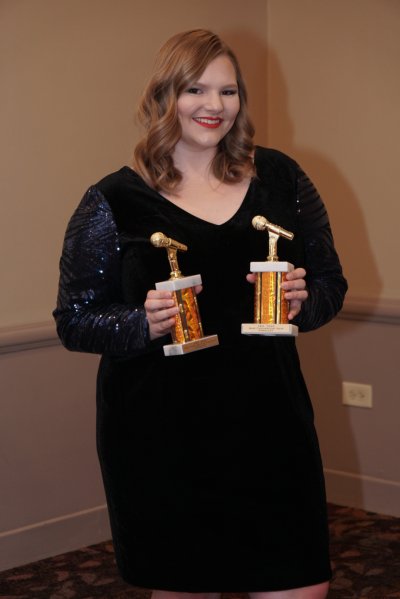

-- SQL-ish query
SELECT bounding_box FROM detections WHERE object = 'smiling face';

[175,54,240,155]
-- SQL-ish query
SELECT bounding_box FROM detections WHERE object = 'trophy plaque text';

[241,216,298,337]
[151,232,219,356]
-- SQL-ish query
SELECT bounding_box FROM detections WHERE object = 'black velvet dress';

[54,147,347,592]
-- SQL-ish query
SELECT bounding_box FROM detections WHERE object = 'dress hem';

[119,569,333,594]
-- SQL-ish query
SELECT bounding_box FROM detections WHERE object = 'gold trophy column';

[242,216,299,337]
[151,232,219,355]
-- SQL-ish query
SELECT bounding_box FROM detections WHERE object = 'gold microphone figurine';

[241,216,299,337]
[151,232,219,356]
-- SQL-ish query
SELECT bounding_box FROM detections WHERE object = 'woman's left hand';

[281,268,308,320]
[246,267,308,321]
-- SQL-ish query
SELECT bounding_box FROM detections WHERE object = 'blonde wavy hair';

[133,29,255,193]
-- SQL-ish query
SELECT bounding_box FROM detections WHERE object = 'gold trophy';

[241,215,298,336]
[151,232,219,356]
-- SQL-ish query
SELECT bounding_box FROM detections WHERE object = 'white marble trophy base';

[155,274,219,356]
[241,260,298,337]
[162,334,219,356]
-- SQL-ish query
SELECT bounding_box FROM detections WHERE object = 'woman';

[54,29,347,599]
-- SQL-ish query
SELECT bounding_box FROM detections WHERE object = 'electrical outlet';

[342,382,373,408]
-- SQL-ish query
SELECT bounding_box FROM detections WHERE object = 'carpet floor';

[0,504,399,598]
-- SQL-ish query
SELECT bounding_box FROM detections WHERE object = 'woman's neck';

[172,146,217,184]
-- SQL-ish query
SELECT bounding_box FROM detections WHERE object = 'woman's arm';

[53,186,152,355]
[293,166,348,332]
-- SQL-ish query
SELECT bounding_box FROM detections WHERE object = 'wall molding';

[0,296,399,355]
[339,295,400,325]
[0,504,111,572]
[324,468,400,518]
[0,321,59,354]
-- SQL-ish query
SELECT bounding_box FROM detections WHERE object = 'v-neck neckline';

[153,180,254,227]
[122,148,259,228]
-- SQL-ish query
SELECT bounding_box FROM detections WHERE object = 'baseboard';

[1,474,398,573]
[0,504,111,572]
[324,468,400,518]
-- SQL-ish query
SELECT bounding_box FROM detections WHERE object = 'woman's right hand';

[144,290,179,340]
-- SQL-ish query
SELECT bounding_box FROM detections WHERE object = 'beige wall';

[0,0,268,570]
[1,0,400,572]
[0,0,267,328]
[266,0,400,301]
[267,0,400,517]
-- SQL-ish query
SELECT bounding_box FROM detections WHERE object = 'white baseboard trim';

[0,504,111,572]
[1,474,398,573]
[324,468,400,518]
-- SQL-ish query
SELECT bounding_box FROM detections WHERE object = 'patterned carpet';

[0,504,399,598]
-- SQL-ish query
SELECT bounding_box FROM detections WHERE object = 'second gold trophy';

[241,216,299,337]
[151,232,219,356]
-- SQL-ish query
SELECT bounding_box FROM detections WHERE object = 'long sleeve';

[53,186,151,355]
[293,166,348,332]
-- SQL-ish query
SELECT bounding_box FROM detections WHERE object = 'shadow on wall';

[266,46,382,300]
[264,47,385,509]
[221,28,268,144]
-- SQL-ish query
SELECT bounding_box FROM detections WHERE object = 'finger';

[282,277,307,291]
[285,268,306,281]
[145,289,179,336]
[145,289,174,302]
[144,291,175,313]
[149,305,179,324]
[147,289,173,298]
[145,298,176,313]
[287,290,309,320]
[283,288,308,301]
[288,299,302,320]
[147,306,178,340]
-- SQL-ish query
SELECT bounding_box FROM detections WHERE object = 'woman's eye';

[187,87,202,94]
[222,89,238,96]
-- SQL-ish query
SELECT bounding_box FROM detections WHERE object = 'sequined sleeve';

[293,166,348,332]
[53,186,151,355]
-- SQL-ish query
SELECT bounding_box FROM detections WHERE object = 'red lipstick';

[193,117,223,129]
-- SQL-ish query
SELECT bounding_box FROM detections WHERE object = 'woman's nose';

[204,91,223,112]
